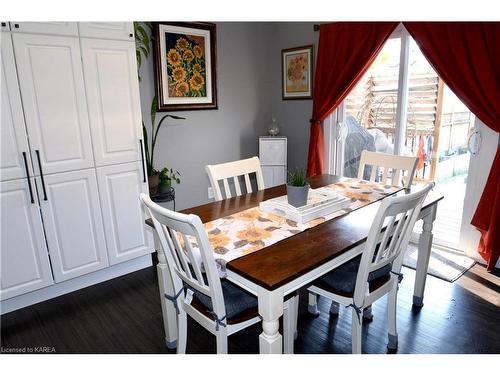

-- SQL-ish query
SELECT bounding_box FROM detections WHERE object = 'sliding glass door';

[326,24,496,256]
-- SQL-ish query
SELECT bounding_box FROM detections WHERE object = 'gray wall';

[270,23,318,172]
[139,23,274,209]
[139,22,318,209]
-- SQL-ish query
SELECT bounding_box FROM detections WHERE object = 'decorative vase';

[148,173,159,195]
[287,184,310,208]
[268,117,280,136]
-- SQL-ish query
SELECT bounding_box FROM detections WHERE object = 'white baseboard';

[0,254,153,315]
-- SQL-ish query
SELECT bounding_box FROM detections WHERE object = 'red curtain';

[404,22,500,271]
[306,22,398,177]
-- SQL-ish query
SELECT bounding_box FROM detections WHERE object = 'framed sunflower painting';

[281,45,314,100]
[153,22,217,111]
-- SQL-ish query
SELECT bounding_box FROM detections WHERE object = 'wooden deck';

[415,176,466,248]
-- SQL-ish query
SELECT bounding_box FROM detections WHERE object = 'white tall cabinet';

[0,22,152,312]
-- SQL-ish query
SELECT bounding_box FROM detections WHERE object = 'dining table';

[146,174,443,354]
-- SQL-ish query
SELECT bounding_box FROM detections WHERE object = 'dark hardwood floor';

[1,261,499,354]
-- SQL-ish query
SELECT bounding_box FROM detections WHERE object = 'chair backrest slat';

[353,183,434,306]
[369,165,377,183]
[206,156,265,201]
[140,194,226,317]
[244,174,252,193]
[222,178,232,199]
[358,150,418,188]
[374,216,396,263]
[182,233,206,287]
[169,228,194,279]
[381,167,390,185]
[233,176,242,196]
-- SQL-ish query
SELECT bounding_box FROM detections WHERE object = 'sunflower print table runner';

[192,179,402,276]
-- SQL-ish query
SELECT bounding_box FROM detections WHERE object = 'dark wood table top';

[146,174,444,291]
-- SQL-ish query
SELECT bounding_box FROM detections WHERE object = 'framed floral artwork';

[153,22,217,111]
[281,45,314,100]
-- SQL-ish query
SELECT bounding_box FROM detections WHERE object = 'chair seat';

[312,254,392,297]
[191,278,259,324]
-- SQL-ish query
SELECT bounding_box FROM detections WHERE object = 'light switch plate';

[208,187,214,199]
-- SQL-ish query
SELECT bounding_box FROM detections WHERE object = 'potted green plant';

[287,169,310,207]
[134,23,185,195]
[142,96,185,194]
[158,167,181,195]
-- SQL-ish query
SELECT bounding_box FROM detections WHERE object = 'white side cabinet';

[0,179,54,300]
[78,22,134,41]
[259,136,287,188]
[96,162,152,265]
[81,38,143,167]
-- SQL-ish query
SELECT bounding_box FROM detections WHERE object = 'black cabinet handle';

[14,23,19,29]
[1,22,6,27]
[129,33,133,38]
[139,140,146,183]
[22,152,35,204]
[35,150,48,201]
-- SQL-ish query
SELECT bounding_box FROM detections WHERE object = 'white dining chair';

[309,150,419,319]
[358,150,418,188]
[205,156,265,201]
[140,193,298,354]
[306,183,434,353]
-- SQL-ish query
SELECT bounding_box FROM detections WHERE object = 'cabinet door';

[259,138,287,165]
[1,179,53,300]
[1,22,10,32]
[10,22,78,36]
[1,33,33,181]
[96,162,152,265]
[39,169,108,282]
[81,38,143,167]
[262,166,286,188]
[12,33,94,175]
[78,22,134,41]
[273,166,286,186]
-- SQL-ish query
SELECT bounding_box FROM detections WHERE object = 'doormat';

[403,244,475,282]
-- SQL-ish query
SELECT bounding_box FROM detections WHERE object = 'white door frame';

[460,118,499,266]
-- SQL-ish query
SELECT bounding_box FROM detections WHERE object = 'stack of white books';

[259,187,351,224]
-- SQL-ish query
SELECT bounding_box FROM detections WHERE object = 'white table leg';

[413,204,437,307]
[155,235,178,349]
[258,287,284,354]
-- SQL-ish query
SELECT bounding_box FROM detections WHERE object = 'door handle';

[22,152,35,204]
[35,150,48,201]
[467,130,481,155]
[139,140,146,183]
[335,122,344,141]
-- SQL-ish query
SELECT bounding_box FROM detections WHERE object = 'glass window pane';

[343,37,401,179]
[406,37,475,248]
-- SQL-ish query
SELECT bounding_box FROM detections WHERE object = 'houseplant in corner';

[287,169,310,207]
[158,167,181,195]
[134,22,185,195]
[142,96,185,195]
